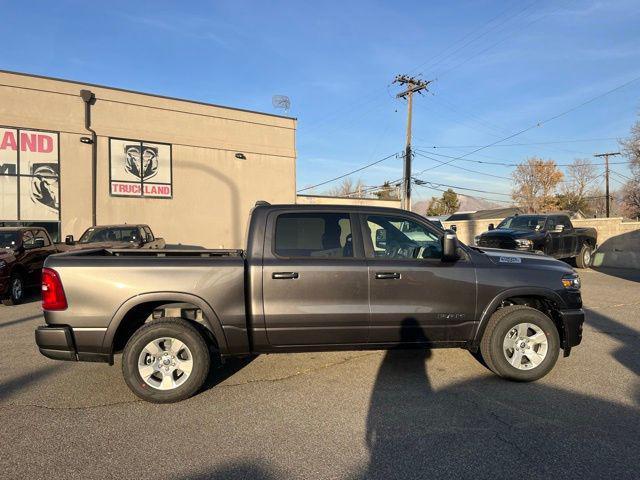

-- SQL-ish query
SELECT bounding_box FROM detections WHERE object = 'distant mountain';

[412,194,504,216]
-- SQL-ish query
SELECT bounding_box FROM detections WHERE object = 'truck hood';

[478,247,573,272]
[480,229,546,240]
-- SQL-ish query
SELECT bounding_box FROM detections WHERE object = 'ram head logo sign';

[124,144,159,181]
[30,163,60,212]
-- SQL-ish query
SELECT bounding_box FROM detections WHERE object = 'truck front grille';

[478,238,516,249]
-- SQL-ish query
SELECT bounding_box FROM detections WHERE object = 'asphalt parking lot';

[1,268,638,479]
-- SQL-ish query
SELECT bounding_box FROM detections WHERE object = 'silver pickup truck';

[36,202,584,403]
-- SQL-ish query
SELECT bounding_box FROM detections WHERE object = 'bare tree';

[557,158,599,213]
[327,178,366,197]
[511,157,564,212]
[619,118,640,218]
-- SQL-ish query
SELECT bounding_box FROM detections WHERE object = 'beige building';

[296,194,401,208]
[0,70,296,248]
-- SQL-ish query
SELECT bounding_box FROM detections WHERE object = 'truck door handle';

[272,272,299,280]
[375,272,401,280]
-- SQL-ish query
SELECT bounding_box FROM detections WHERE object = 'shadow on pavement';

[0,313,43,330]
[177,313,639,479]
[592,266,640,283]
[200,355,257,393]
[0,364,65,402]
[585,307,639,378]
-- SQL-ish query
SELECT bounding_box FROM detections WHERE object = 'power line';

[416,1,539,76]
[296,152,399,193]
[413,148,634,167]
[414,137,620,149]
[413,73,640,177]
[413,183,513,205]
[412,178,512,197]
[413,151,511,179]
[434,0,573,79]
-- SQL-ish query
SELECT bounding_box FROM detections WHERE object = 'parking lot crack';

[0,399,142,411]
[218,352,379,387]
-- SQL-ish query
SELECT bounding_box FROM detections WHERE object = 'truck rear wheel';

[575,244,592,269]
[122,318,210,403]
[480,305,560,382]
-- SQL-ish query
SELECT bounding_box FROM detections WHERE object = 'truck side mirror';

[375,230,387,249]
[65,235,75,245]
[442,230,459,262]
[554,225,564,233]
[450,224,457,232]
[488,223,494,231]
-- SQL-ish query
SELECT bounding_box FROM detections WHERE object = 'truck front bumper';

[35,325,77,361]
[558,308,585,355]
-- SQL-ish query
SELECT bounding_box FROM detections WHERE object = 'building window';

[109,138,172,198]
[0,126,60,223]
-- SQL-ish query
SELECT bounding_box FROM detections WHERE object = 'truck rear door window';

[275,213,353,258]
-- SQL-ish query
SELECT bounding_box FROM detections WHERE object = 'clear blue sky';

[2,0,639,204]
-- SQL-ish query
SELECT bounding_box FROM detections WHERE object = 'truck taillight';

[42,267,67,311]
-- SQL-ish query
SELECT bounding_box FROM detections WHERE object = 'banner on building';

[0,126,60,221]
[109,138,172,198]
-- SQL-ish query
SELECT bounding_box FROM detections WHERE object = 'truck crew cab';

[36,203,584,403]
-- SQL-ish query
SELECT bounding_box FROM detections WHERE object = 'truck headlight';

[515,239,533,249]
[562,273,581,290]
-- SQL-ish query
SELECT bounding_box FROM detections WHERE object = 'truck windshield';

[79,227,141,244]
[497,216,547,231]
[0,232,19,250]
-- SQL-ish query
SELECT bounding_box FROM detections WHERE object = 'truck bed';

[43,248,248,355]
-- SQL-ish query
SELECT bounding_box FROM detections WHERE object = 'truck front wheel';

[122,318,210,403]
[480,305,560,382]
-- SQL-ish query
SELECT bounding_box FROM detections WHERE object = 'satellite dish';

[272,95,291,114]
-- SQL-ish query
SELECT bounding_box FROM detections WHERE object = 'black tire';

[122,318,211,403]
[575,244,592,269]
[2,273,25,306]
[480,305,560,382]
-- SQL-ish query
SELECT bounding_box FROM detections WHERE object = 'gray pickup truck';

[36,202,584,403]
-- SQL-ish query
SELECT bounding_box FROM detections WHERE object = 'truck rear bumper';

[558,308,584,355]
[35,325,112,363]
[35,325,76,361]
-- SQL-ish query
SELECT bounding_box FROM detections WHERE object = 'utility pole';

[594,152,621,217]
[393,75,431,211]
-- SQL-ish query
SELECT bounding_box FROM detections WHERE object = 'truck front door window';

[366,215,442,260]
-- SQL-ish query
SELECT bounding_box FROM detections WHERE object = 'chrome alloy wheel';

[11,277,23,300]
[503,323,548,370]
[583,247,591,266]
[137,337,193,390]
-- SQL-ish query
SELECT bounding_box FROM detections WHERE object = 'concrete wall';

[296,194,401,208]
[0,71,296,248]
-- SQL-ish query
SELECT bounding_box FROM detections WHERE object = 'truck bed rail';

[54,248,244,258]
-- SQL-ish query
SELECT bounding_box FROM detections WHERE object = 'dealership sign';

[0,126,60,221]
[109,138,172,198]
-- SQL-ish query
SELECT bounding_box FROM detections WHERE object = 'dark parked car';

[64,224,165,250]
[474,214,597,268]
[0,227,61,305]
[36,203,584,403]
